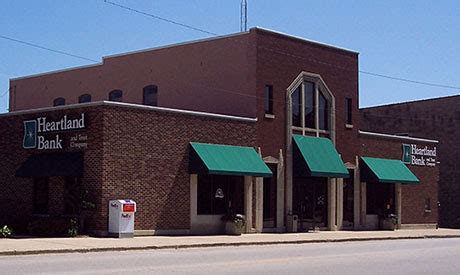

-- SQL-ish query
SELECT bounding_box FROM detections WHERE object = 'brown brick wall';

[361,95,459,227]
[10,34,256,118]
[99,105,257,231]
[359,135,439,225]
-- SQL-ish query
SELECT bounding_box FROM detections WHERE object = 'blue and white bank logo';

[402,144,411,164]
[22,113,86,150]
[402,143,437,167]
[23,120,38,149]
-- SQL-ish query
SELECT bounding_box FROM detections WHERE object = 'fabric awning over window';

[292,135,349,178]
[360,157,420,184]
[15,152,83,177]
[189,142,272,177]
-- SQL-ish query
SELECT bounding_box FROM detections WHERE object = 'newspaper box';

[108,199,136,238]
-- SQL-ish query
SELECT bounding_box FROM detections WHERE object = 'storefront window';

[367,183,395,215]
[33,177,49,215]
[197,175,244,215]
[64,177,82,215]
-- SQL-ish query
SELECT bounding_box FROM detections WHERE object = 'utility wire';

[0,89,9,98]
[359,70,460,90]
[0,1,457,100]
[0,35,98,63]
[103,0,460,92]
[103,0,219,36]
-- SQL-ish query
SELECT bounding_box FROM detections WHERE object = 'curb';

[1,235,460,257]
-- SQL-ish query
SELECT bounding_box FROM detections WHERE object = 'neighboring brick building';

[0,28,440,236]
[361,95,460,228]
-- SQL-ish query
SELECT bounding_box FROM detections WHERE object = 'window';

[53,97,65,106]
[78,94,92,103]
[197,175,244,215]
[346,98,353,125]
[319,90,328,130]
[143,85,158,106]
[304,81,315,128]
[292,87,301,127]
[109,90,123,102]
[264,85,274,115]
[33,177,49,215]
[424,198,431,212]
[290,77,331,131]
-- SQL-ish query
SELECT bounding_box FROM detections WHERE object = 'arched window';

[109,90,123,102]
[53,97,65,106]
[143,85,158,106]
[289,72,333,132]
[78,94,92,103]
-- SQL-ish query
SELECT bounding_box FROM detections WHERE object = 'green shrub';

[68,218,78,237]
[0,225,13,238]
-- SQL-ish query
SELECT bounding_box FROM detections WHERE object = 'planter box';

[379,218,396,230]
[224,221,243,235]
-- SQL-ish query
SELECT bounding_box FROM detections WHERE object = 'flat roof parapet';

[0,101,257,123]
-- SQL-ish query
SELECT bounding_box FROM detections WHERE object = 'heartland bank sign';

[23,113,86,150]
[402,144,437,167]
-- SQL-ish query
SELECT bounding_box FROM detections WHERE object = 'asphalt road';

[1,238,459,274]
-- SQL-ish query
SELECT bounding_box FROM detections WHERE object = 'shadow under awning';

[15,152,83,177]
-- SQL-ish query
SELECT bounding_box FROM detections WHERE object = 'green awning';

[189,142,272,177]
[360,157,420,184]
[292,135,349,178]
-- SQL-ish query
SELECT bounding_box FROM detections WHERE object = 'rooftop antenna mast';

[240,0,248,32]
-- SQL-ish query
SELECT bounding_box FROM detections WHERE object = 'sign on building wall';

[402,144,436,167]
[23,113,87,150]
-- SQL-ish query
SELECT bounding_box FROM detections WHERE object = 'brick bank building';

[0,28,439,236]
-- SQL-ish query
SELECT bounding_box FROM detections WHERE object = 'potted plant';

[0,225,13,238]
[222,209,245,236]
[379,213,398,230]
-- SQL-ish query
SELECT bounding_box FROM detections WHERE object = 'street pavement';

[1,229,460,256]
[1,238,459,274]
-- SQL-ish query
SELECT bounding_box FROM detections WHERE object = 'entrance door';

[342,169,354,229]
[263,164,277,228]
[293,177,328,231]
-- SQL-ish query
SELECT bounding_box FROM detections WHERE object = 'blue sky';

[1,0,459,113]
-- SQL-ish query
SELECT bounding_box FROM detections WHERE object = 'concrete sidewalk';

[1,229,460,256]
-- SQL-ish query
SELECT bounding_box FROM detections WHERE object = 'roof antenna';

[240,0,248,32]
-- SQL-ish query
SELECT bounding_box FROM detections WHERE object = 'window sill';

[264,113,275,119]
[345,124,354,129]
[292,126,329,134]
